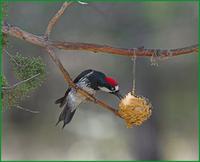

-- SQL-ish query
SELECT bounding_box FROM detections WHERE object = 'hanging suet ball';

[118,92,152,128]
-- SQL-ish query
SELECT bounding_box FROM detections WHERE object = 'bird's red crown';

[105,77,118,86]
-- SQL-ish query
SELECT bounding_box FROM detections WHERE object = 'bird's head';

[98,76,123,99]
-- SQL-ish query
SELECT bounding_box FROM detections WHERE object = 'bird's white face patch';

[115,85,119,91]
[99,87,112,92]
[99,85,119,93]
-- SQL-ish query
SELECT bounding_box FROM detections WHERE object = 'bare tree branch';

[2,73,40,90]
[44,2,72,39]
[2,23,198,57]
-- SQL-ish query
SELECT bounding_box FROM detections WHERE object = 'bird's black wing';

[73,69,93,83]
[56,103,76,128]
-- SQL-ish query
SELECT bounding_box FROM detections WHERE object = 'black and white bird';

[55,69,122,128]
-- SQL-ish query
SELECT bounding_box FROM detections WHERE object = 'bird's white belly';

[67,85,95,110]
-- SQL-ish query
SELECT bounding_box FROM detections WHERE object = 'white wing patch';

[78,71,94,82]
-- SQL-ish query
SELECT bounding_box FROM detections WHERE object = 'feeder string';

[131,49,136,95]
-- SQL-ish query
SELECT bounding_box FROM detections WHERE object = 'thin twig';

[2,73,40,90]
[44,2,72,39]
[15,105,40,114]
[2,23,198,57]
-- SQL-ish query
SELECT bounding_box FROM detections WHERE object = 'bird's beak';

[113,91,123,100]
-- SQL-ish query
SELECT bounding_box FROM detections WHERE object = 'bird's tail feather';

[55,96,67,108]
[56,104,76,128]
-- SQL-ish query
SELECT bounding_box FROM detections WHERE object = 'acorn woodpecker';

[55,69,122,128]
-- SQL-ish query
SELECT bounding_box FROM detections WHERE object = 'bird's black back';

[55,69,106,107]
[65,69,94,95]
[73,69,94,83]
[74,69,106,90]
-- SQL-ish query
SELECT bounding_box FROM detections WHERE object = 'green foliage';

[2,75,8,87]
[2,54,46,108]
[12,53,46,90]
[3,83,22,109]
[2,4,45,109]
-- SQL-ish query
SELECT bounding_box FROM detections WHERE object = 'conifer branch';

[2,73,40,91]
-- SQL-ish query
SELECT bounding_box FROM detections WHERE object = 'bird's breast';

[67,82,96,110]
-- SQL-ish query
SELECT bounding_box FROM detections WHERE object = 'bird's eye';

[111,87,114,91]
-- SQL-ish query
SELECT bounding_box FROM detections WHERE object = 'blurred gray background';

[2,2,198,160]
